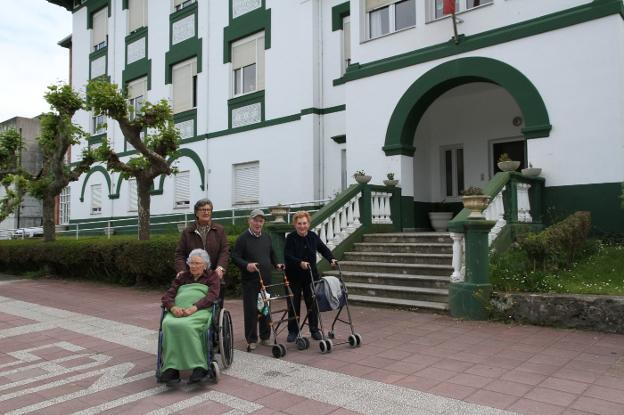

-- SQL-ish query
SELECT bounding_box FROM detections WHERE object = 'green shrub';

[0,234,242,296]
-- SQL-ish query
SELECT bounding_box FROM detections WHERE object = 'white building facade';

[49,0,624,233]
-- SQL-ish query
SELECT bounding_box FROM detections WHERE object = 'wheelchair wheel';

[218,309,234,369]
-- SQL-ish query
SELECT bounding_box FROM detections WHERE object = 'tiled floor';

[0,277,623,414]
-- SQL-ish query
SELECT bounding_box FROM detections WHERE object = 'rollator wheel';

[348,334,357,347]
[354,333,362,347]
[278,344,287,357]
[210,361,220,383]
[319,340,327,354]
[327,331,335,339]
[272,345,282,358]
[326,339,333,353]
[296,337,309,351]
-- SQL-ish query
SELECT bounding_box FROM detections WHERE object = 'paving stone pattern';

[0,278,623,414]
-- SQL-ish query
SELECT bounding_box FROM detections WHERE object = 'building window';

[442,146,464,198]
[430,0,493,21]
[60,187,71,224]
[172,58,197,114]
[366,0,415,39]
[341,16,351,74]
[92,7,108,51]
[174,171,190,208]
[92,114,106,135]
[173,0,195,12]
[128,0,147,33]
[91,184,102,215]
[127,77,147,120]
[232,32,265,97]
[233,161,259,205]
[128,178,137,211]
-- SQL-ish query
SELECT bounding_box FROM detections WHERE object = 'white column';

[450,232,465,283]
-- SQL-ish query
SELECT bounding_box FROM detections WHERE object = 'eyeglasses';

[197,209,212,213]
[188,261,205,266]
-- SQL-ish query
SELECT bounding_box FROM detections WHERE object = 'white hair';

[187,249,211,269]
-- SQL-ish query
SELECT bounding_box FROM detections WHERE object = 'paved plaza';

[0,276,623,414]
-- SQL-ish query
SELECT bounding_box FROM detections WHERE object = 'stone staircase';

[324,232,453,312]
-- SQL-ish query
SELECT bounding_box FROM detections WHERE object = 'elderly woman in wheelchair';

[157,248,234,385]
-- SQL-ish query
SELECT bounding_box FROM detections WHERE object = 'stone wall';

[490,292,624,334]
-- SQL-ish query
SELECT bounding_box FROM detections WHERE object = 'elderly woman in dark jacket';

[175,198,229,306]
[159,249,220,385]
[284,211,336,342]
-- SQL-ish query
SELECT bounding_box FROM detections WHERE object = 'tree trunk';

[136,178,152,241]
[42,194,56,242]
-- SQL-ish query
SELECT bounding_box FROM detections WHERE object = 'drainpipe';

[316,0,325,200]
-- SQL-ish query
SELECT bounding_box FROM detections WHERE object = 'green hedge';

[0,235,242,296]
[490,211,595,292]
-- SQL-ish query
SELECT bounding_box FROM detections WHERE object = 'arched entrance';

[383,57,551,228]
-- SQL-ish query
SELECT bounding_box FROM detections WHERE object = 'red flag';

[443,0,456,15]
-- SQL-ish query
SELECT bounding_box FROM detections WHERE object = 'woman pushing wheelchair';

[158,248,220,385]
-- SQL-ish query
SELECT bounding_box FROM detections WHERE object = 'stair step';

[343,252,452,265]
[338,261,453,277]
[363,232,452,244]
[353,242,453,254]
[324,271,449,289]
[347,294,448,311]
[345,282,448,302]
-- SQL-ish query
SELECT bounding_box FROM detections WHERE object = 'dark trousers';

[287,277,319,334]
[242,278,271,343]
[218,280,226,309]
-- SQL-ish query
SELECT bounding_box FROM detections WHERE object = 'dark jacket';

[161,270,220,310]
[175,221,229,274]
[231,230,278,284]
[284,230,334,283]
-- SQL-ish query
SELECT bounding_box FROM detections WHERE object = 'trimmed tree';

[86,78,180,241]
[0,129,25,223]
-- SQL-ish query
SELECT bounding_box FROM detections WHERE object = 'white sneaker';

[248,342,257,351]
[260,339,271,346]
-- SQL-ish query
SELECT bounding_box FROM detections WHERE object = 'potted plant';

[353,169,372,184]
[428,199,453,232]
[461,186,490,219]
[269,203,289,223]
[521,163,542,177]
[497,153,521,172]
[383,172,399,187]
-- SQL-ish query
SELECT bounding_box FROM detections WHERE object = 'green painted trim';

[383,57,551,156]
[86,0,110,29]
[543,181,624,234]
[87,133,105,149]
[331,134,346,144]
[125,26,148,44]
[223,6,271,63]
[169,1,198,44]
[301,104,346,115]
[154,147,206,194]
[332,2,350,32]
[228,91,265,129]
[174,108,198,138]
[79,165,112,202]
[123,27,150,87]
[46,0,73,11]
[164,38,202,85]
[335,0,624,86]
[229,0,266,22]
[88,47,108,80]
[122,0,128,9]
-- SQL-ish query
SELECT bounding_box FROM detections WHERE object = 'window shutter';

[174,171,190,207]
[256,35,265,90]
[172,58,196,113]
[366,0,395,12]
[232,38,257,70]
[127,77,147,100]
[128,0,146,33]
[92,8,107,47]
[128,179,138,211]
[343,20,351,66]
[233,162,259,204]
[173,0,184,6]
[91,184,102,213]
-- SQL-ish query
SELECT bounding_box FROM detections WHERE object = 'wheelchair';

[155,300,234,384]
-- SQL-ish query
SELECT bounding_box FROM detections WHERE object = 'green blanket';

[161,283,212,371]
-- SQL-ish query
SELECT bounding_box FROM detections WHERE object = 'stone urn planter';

[354,174,372,184]
[462,195,490,219]
[269,205,289,223]
[497,160,521,172]
[383,179,399,187]
[428,212,453,232]
[521,167,542,177]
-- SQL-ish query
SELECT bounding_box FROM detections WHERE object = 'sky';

[0,1,72,122]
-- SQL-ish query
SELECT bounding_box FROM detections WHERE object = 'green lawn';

[540,245,624,295]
